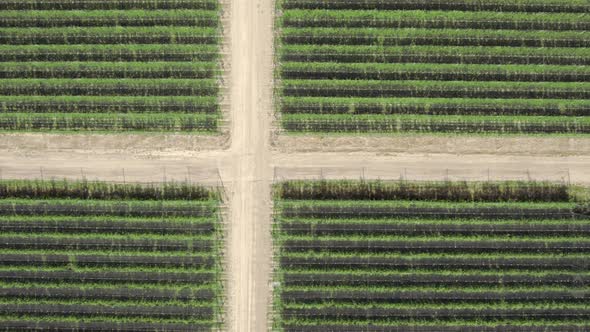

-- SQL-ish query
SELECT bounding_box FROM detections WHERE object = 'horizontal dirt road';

[1,151,589,185]
[272,153,590,184]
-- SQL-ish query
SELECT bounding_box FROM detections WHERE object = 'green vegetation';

[282,97,590,117]
[2,0,219,10]
[0,62,219,79]
[281,0,590,12]
[277,0,590,134]
[0,180,224,331]
[0,0,221,132]
[0,113,219,132]
[0,10,219,27]
[0,96,219,114]
[282,10,590,30]
[273,180,590,331]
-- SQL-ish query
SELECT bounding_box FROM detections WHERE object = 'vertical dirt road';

[226,0,274,330]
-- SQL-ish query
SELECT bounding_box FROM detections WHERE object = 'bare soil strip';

[1,152,589,185]
[225,0,274,330]
[274,135,590,156]
[272,153,590,185]
[0,133,228,157]
[3,132,589,157]
[0,152,225,185]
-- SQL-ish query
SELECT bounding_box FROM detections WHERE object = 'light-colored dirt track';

[274,135,590,156]
[226,0,273,330]
[0,133,229,156]
[0,152,225,184]
[2,152,588,184]
[272,153,590,185]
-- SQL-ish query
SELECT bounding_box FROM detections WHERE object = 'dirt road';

[225,0,274,330]
[272,153,590,185]
[2,151,588,183]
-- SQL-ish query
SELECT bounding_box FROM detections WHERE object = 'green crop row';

[282,0,590,6]
[0,198,218,211]
[277,199,576,211]
[279,322,590,331]
[0,296,214,307]
[278,216,590,227]
[0,250,215,260]
[0,79,218,96]
[280,44,590,66]
[277,250,590,259]
[0,215,209,223]
[281,283,590,291]
[282,79,590,99]
[276,180,574,202]
[0,317,216,326]
[279,234,590,243]
[0,179,219,201]
[282,301,590,310]
[0,62,218,79]
[281,114,590,134]
[0,44,219,62]
[281,97,590,117]
[0,230,213,242]
[282,79,590,97]
[282,9,590,30]
[282,27,590,48]
[0,281,216,291]
[0,27,218,45]
[280,268,590,278]
[281,0,590,12]
[0,96,218,114]
[2,0,219,10]
[0,259,217,273]
[0,10,219,28]
[281,62,590,82]
[0,113,218,132]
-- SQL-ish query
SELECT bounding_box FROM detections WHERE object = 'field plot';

[277,0,590,134]
[0,0,222,132]
[0,180,224,331]
[273,180,590,331]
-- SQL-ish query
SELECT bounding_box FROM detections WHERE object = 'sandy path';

[272,153,590,185]
[2,151,588,185]
[0,151,226,185]
[274,135,590,156]
[0,133,229,156]
[225,0,274,330]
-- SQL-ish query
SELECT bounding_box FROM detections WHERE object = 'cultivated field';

[276,0,590,134]
[0,180,224,331]
[273,180,590,331]
[0,0,590,331]
[0,0,222,132]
